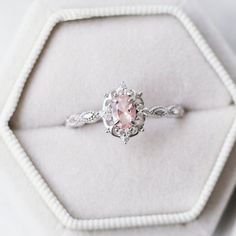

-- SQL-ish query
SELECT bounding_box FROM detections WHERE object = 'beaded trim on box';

[1,5,236,231]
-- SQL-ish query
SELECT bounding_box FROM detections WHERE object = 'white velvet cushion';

[14,107,236,218]
[11,16,232,129]
[10,13,235,220]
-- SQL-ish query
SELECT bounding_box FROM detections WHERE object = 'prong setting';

[137,91,143,97]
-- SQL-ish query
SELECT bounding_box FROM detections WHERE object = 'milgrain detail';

[0,5,236,231]
[65,106,185,128]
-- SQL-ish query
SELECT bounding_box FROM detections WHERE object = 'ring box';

[1,0,236,235]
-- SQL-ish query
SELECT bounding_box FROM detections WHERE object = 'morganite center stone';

[112,95,136,129]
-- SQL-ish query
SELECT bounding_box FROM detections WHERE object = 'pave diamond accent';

[66,111,102,128]
[145,105,185,118]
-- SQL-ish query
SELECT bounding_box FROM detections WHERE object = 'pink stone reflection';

[112,95,136,129]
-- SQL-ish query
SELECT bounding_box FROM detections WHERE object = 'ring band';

[65,82,185,143]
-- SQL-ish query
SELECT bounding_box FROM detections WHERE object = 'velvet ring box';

[1,0,236,235]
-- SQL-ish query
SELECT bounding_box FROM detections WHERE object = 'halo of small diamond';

[102,82,145,143]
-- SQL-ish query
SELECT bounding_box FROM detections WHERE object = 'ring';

[65,82,185,144]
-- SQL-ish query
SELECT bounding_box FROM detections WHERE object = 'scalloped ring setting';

[65,82,185,144]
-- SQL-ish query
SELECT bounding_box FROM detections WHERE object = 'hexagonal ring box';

[1,0,236,235]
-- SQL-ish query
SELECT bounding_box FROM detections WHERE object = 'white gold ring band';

[65,82,185,144]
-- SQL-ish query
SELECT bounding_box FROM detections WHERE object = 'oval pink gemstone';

[112,95,136,129]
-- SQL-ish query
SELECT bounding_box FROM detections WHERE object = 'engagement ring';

[65,82,184,144]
